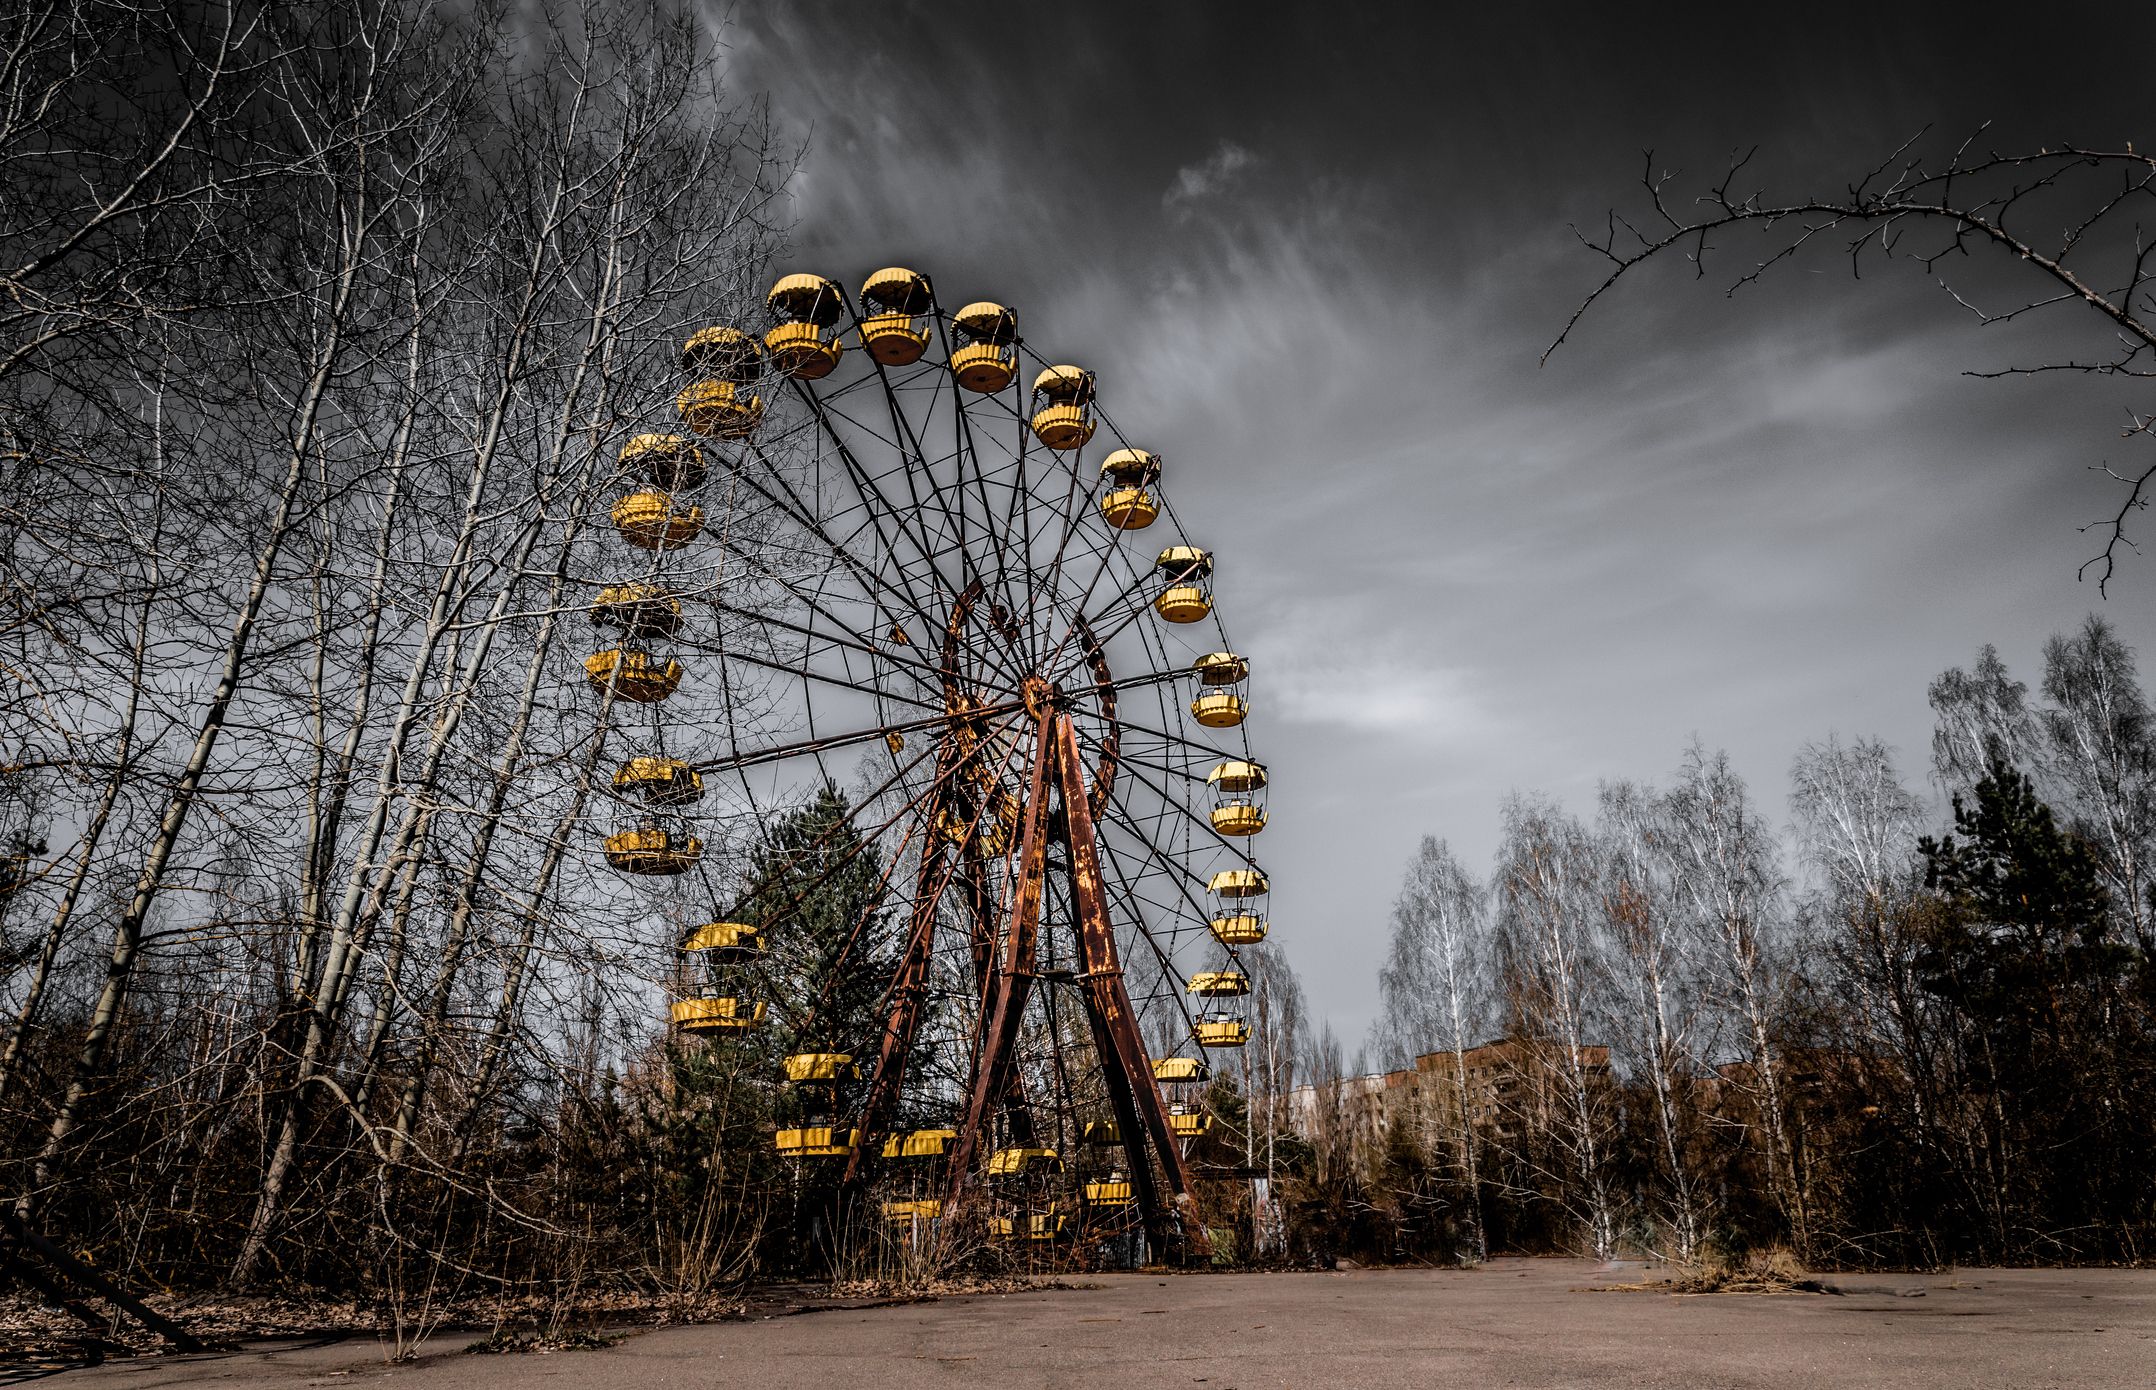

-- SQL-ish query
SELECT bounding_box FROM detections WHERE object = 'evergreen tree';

[729,784,895,1271]
[1916,756,2135,1245]
[737,783,895,1061]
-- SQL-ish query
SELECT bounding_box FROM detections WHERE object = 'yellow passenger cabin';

[1210,912,1268,946]
[1207,758,1268,836]
[670,996,765,1032]
[881,1128,957,1159]
[590,582,683,639]
[681,325,762,380]
[1099,448,1161,529]
[682,921,764,958]
[1081,1119,1121,1145]
[949,301,1017,392]
[583,647,683,703]
[783,1052,856,1083]
[884,1199,943,1221]
[775,1126,859,1157]
[986,1146,1062,1178]
[614,756,703,805]
[1187,970,1251,998]
[1169,1104,1213,1138]
[1151,1056,1210,1084]
[1192,690,1247,728]
[857,267,933,365]
[991,1212,1065,1241]
[1195,1016,1250,1049]
[618,432,706,491]
[764,273,847,379]
[611,490,703,550]
[675,378,763,439]
[1028,365,1097,450]
[1084,1179,1135,1206]
[603,826,701,875]
[1154,545,1214,623]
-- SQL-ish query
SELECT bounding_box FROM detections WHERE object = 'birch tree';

[1493,795,1618,1259]
[1659,745,1806,1253]
[1598,781,1709,1263]
[1374,835,1491,1260]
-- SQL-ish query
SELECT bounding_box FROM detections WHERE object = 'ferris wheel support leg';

[1052,714,1212,1265]
[947,715,1057,1196]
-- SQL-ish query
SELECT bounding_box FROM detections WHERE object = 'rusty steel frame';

[927,707,1201,1259]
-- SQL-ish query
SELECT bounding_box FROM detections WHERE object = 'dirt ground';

[27,1258,2156,1390]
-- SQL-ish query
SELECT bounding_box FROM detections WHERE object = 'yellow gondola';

[1099,448,1161,529]
[775,1126,860,1157]
[991,1212,1065,1241]
[611,490,703,550]
[1207,758,1268,836]
[603,826,701,875]
[1169,1104,1213,1137]
[614,756,703,805]
[670,996,765,1032]
[858,267,933,365]
[764,272,847,379]
[1187,970,1251,998]
[1195,1017,1250,1049]
[682,921,764,956]
[783,1052,856,1083]
[1029,365,1096,450]
[1154,545,1213,623]
[590,582,684,639]
[950,301,1017,392]
[1152,1056,1210,1083]
[1192,690,1247,728]
[884,1199,944,1221]
[986,1146,1061,1177]
[881,1128,957,1159]
[676,378,763,439]
[1084,1180,1135,1206]
[618,432,706,490]
[583,647,682,703]
[681,325,762,379]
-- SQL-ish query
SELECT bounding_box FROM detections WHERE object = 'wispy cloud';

[1162,140,1257,221]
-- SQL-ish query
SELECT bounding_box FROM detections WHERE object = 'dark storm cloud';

[724,3,2156,1044]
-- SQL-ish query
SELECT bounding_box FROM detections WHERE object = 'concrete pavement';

[39,1259,2156,1390]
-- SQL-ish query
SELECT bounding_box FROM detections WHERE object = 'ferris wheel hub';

[1021,674,1059,721]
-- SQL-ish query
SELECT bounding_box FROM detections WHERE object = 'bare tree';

[2039,616,2155,950]
[1549,131,2156,591]
[1374,835,1492,1260]
[1,0,793,1299]
[1659,745,1806,1253]
[1930,645,2041,797]
[1598,781,1710,1264]
[1493,795,1619,1259]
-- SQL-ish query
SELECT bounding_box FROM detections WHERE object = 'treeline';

[0,0,823,1301]
[1278,617,2155,1269]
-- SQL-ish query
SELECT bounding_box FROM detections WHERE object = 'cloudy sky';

[723,5,2156,1045]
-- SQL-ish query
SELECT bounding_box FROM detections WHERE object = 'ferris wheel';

[586,267,1273,1259]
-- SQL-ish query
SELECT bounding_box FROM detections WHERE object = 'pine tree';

[737,783,895,1060]
[1916,755,2131,1245]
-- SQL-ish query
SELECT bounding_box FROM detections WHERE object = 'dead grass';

[1592,1246,1843,1296]
[0,1287,752,1360]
